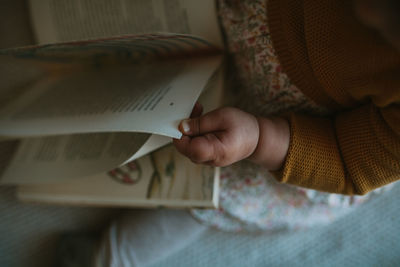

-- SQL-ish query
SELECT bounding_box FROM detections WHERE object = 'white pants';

[96,209,207,267]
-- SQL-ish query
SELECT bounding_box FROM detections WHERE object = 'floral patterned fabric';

[191,0,392,232]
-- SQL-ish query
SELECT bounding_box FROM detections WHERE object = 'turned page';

[0,55,221,139]
[0,35,221,184]
[0,64,224,185]
[29,0,223,47]
[0,54,221,183]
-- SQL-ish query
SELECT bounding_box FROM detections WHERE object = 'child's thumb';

[179,108,227,136]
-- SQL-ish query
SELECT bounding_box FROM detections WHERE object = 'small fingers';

[173,134,221,164]
[173,135,191,155]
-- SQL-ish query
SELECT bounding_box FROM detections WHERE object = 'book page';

[29,0,222,47]
[0,55,222,139]
[1,33,220,66]
[0,56,45,110]
[0,132,150,184]
[17,145,219,208]
[0,65,225,184]
[127,134,172,163]
[0,34,222,184]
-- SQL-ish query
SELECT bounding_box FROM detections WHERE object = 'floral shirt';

[191,0,392,232]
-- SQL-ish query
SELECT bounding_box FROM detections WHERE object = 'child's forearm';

[248,117,290,171]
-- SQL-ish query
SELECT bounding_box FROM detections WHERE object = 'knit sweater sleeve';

[276,103,400,195]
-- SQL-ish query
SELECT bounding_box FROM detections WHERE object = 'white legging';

[96,209,207,267]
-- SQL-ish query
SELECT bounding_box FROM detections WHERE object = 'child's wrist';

[248,116,290,171]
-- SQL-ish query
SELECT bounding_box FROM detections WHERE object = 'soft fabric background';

[2,182,400,267]
[1,1,400,266]
[150,182,400,266]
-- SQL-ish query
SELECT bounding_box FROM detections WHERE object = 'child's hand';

[173,106,259,167]
[173,104,291,170]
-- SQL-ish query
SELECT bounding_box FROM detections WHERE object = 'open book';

[0,0,225,208]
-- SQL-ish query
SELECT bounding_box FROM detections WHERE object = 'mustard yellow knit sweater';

[268,0,400,194]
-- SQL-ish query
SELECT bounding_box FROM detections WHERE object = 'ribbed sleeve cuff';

[274,113,354,194]
[336,104,400,194]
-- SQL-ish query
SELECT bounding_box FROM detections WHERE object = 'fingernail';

[181,119,191,133]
